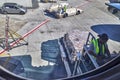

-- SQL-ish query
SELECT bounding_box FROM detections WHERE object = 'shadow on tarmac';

[91,24,120,42]
[44,11,57,19]
[41,39,67,79]
[0,54,66,80]
[41,39,61,63]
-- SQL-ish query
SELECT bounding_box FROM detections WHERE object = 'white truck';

[55,7,83,18]
[41,0,67,3]
[45,2,83,18]
[45,2,69,13]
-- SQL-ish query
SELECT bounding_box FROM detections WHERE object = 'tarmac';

[0,0,120,80]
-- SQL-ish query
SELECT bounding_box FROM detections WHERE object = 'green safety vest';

[91,39,105,55]
[63,6,67,12]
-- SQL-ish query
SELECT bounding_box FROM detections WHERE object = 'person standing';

[88,33,111,65]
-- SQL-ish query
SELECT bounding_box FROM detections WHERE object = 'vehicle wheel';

[0,9,2,13]
[20,11,25,15]
[107,6,111,11]
[3,11,7,14]
[56,15,60,19]
[112,9,118,14]
[76,11,80,15]
[63,13,68,18]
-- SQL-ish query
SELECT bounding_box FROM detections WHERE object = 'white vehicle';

[41,0,67,3]
[41,0,57,3]
[0,3,27,14]
[55,7,83,18]
[45,2,69,12]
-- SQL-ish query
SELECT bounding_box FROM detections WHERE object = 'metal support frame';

[72,60,83,76]
[0,16,50,54]
[83,32,99,68]
[0,16,28,51]
[73,32,99,75]
[83,45,99,68]
[58,39,72,77]
[5,16,9,49]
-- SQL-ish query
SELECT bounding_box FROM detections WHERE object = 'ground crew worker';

[63,5,67,12]
[88,33,111,65]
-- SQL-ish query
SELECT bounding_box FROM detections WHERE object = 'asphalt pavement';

[0,0,120,79]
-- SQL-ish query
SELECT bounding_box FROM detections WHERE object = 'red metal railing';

[0,19,50,54]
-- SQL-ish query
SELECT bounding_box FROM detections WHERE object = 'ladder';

[72,32,99,75]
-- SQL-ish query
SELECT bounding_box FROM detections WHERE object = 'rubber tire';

[3,11,7,14]
[112,9,118,14]
[20,11,25,15]
[0,9,2,13]
[107,6,111,11]
[76,11,80,15]
[63,13,68,18]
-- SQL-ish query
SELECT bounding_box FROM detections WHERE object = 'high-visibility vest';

[63,5,67,12]
[91,39,105,55]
